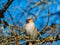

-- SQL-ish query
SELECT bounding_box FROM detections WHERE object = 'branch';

[40,9,50,34]
[7,10,16,26]
[21,1,46,18]
[32,1,46,8]
[41,11,60,18]
[0,0,13,18]
[2,0,13,13]
[9,25,24,32]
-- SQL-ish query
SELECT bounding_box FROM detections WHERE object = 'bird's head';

[26,18,34,23]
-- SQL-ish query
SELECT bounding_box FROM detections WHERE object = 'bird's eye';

[26,20,29,23]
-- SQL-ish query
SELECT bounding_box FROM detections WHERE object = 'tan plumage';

[24,18,38,40]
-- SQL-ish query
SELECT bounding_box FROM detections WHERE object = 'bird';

[24,18,38,40]
[24,18,38,45]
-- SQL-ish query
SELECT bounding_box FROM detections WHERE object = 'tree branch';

[0,0,13,18]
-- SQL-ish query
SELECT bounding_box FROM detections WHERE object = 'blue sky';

[0,0,60,45]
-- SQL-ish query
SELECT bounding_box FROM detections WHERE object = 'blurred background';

[0,0,60,45]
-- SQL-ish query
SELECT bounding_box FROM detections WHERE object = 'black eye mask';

[26,19,31,23]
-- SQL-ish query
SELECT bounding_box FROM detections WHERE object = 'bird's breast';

[25,22,35,29]
[25,22,38,40]
[25,22,35,35]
